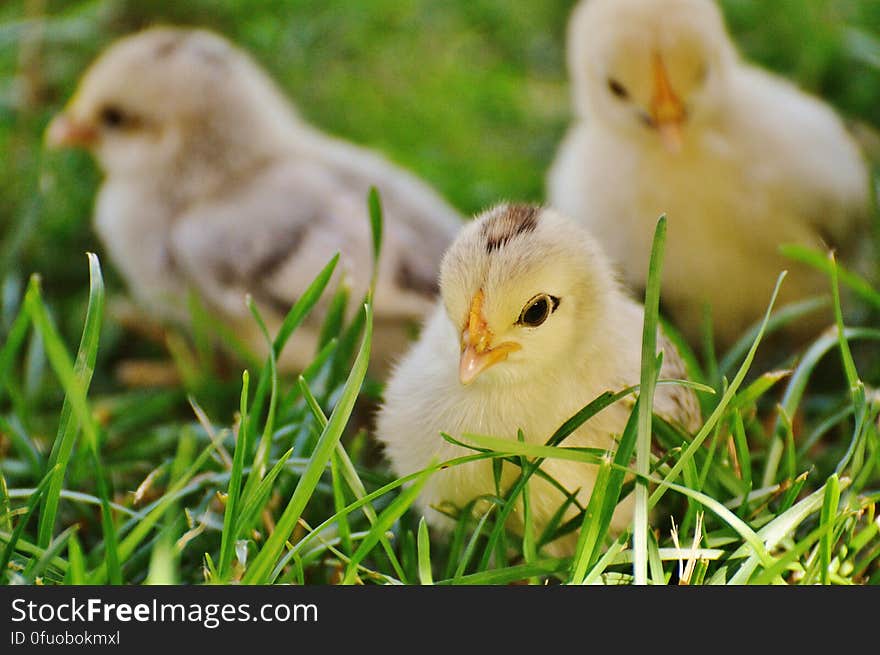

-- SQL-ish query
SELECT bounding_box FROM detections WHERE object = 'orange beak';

[45,114,98,149]
[459,289,521,385]
[650,53,686,153]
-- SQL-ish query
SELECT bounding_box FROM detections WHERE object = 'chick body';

[49,27,462,373]
[376,204,700,556]
[548,0,872,347]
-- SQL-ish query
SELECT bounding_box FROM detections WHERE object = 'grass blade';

[218,370,250,578]
[570,454,613,583]
[330,451,353,555]
[518,430,537,570]
[819,474,841,585]
[318,281,349,350]
[273,254,340,357]
[297,374,407,580]
[248,253,340,455]
[652,272,787,507]
[453,504,495,581]
[829,252,860,389]
[243,303,373,584]
[341,468,430,584]
[0,298,31,404]
[436,560,569,585]
[580,533,630,585]
[0,472,10,533]
[24,524,76,582]
[27,255,104,548]
[232,446,296,539]
[66,532,87,585]
[635,214,667,585]
[367,187,383,289]
[727,477,850,584]
[0,465,57,583]
[457,433,605,465]
[417,518,433,585]
[243,296,279,487]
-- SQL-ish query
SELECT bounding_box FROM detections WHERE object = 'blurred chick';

[548,0,873,348]
[46,27,462,373]
[375,203,701,557]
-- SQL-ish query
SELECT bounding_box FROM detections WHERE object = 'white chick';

[375,203,701,557]
[547,0,872,348]
[45,27,463,373]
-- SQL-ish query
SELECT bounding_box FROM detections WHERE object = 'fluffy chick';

[548,0,872,348]
[375,203,701,557]
[46,27,462,372]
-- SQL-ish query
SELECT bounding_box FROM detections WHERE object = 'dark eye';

[100,105,126,128]
[696,64,709,85]
[518,294,559,328]
[607,78,629,100]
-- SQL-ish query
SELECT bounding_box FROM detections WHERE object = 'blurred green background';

[1,0,879,371]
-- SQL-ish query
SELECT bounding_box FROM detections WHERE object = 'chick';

[45,27,462,373]
[375,203,701,557]
[547,0,872,348]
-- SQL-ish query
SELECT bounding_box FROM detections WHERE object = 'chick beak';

[650,53,685,153]
[459,290,521,385]
[45,114,98,149]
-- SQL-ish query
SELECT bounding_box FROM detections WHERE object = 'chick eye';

[99,105,126,128]
[518,294,559,328]
[607,78,629,100]
[696,64,709,85]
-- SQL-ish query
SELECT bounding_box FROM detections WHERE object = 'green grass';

[1,1,880,586]
[633,215,667,584]
[7,239,876,585]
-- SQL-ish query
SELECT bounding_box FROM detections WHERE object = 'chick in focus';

[46,27,463,374]
[548,0,872,349]
[375,203,701,557]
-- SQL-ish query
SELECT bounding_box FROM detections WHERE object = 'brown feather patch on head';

[153,33,185,59]
[481,203,541,253]
[152,29,228,68]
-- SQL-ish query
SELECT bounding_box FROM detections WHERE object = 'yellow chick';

[547,0,873,348]
[376,203,701,556]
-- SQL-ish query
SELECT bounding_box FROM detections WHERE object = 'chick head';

[439,204,617,386]
[568,0,736,152]
[45,27,296,180]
